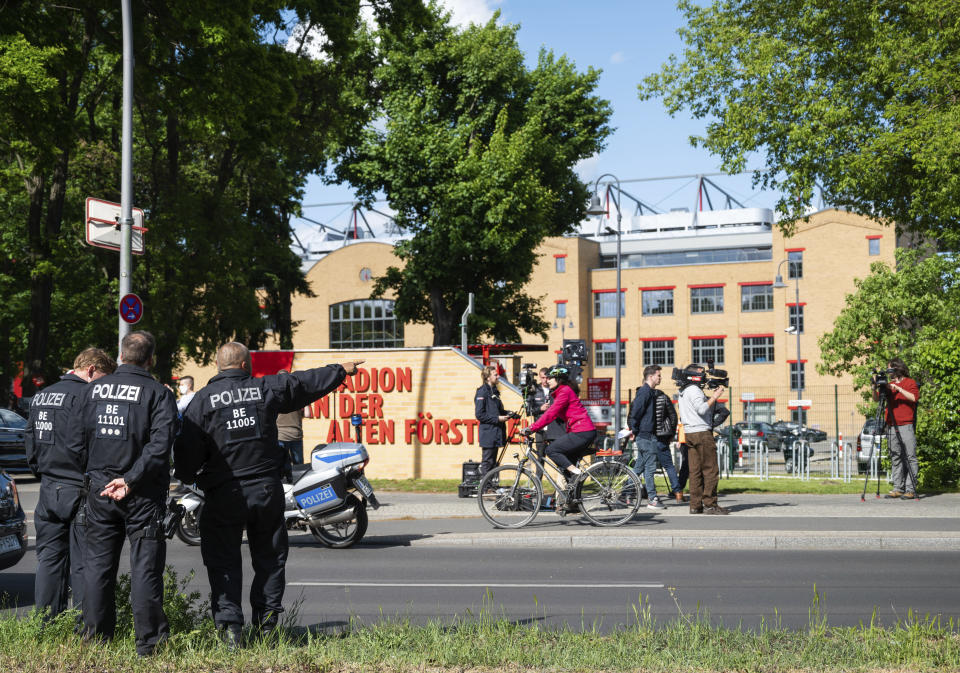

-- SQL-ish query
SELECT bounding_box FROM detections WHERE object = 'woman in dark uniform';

[474,365,510,477]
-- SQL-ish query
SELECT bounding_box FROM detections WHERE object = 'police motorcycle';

[169,481,204,546]
[168,435,379,549]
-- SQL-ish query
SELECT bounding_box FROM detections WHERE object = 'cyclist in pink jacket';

[522,366,597,487]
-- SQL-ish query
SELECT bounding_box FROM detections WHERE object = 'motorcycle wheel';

[175,506,202,546]
[308,494,368,549]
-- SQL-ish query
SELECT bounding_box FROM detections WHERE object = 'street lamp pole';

[586,174,623,442]
[774,260,802,423]
[118,0,135,346]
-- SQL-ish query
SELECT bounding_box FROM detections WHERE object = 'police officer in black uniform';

[173,341,362,647]
[474,365,511,477]
[25,348,116,618]
[81,331,177,656]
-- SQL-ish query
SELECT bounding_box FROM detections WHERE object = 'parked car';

[772,421,828,443]
[733,421,784,451]
[0,471,27,570]
[857,418,884,472]
[0,408,30,475]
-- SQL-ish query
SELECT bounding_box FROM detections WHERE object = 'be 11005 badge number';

[221,405,260,443]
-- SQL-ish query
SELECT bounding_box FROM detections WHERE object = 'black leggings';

[546,430,597,472]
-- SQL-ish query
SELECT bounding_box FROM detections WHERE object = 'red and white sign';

[586,377,612,401]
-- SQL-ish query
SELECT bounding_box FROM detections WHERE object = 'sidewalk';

[363,491,960,551]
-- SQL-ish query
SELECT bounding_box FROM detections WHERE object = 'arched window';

[329,300,404,348]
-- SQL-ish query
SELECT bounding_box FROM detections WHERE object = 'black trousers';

[676,443,689,491]
[200,474,287,629]
[83,475,168,656]
[34,479,86,617]
[479,446,500,477]
[547,430,598,472]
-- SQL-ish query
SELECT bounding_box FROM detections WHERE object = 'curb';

[366,530,960,551]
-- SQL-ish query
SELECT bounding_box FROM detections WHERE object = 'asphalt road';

[4,527,959,632]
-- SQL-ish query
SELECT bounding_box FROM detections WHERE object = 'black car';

[0,471,27,570]
[773,421,828,444]
[0,408,30,474]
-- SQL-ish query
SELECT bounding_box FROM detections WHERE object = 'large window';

[790,362,806,391]
[642,289,674,316]
[594,290,625,318]
[642,339,675,366]
[594,341,625,368]
[330,299,404,348]
[691,337,725,365]
[787,250,803,279]
[742,336,774,363]
[741,284,773,311]
[788,304,805,333]
[622,246,772,268]
[690,286,724,314]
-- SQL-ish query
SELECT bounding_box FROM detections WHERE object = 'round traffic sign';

[119,293,144,324]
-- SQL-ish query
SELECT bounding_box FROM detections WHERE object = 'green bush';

[113,566,211,640]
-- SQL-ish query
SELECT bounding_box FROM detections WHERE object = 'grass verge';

[2,600,959,673]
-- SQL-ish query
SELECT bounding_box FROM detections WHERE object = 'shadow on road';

[0,572,36,610]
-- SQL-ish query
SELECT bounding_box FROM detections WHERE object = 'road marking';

[289,582,664,588]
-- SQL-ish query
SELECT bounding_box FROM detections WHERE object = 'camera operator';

[677,363,730,515]
[475,365,512,478]
[873,358,920,499]
[524,367,554,464]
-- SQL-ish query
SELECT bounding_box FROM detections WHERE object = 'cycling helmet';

[547,366,570,381]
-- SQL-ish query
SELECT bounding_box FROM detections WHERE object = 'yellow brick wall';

[175,348,524,480]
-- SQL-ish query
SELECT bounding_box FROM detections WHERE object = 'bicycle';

[476,435,642,528]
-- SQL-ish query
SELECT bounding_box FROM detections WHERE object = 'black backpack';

[712,403,731,429]
[654,390,678,438]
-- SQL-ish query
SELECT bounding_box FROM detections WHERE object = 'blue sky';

[295,0,778,243]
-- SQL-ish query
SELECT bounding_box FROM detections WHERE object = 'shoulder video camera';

[671,359,729,390]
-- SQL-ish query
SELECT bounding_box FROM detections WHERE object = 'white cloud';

[438,0,499,28]
[575,155,600,183]
[610,51,626,64]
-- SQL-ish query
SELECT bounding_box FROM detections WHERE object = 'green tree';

[336,5,611,345]
[1,1,425,387]
[818,249,960,487]
[639,1,960,249]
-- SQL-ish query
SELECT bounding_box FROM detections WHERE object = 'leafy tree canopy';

[818,248,960,487]
[639,1,960,249]
[1,0,425,388]
[336,4,612,345]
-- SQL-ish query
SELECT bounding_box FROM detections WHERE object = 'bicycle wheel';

[477,464,543,529]
[575,460,641,526]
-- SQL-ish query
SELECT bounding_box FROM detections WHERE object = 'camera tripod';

[860,388,920,501]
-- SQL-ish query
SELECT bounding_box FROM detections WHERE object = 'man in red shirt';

[874,358,920,499]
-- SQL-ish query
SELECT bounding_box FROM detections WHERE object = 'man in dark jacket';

[475,365,510,477]
[25,348,116,618]
[174,342,361,647]
[81,331,177,656]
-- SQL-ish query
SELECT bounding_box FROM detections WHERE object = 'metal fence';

[711,383,887,481]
